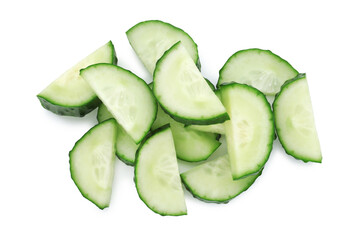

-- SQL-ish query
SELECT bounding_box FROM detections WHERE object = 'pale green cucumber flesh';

[97,104,139,165]
[186,89,226,134]
[154,42,228,125]
[135,125,186,216]
[218,48,298,95]
[221,83,274,180]
[69,119,117,209]
[273,74,322,163]
[126,20,200,74]
[181,155,262,203]
[186,123,225,135]
[37,41,117,116]
[152,105,220,162]
[80,63,157,144]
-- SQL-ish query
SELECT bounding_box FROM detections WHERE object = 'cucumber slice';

[80,63,157,144]
[97,104,139,166]
[273,74,322,163]
[154,42,228,125]
[126,20,200,74]
[220,83,274,179]
[218,48,298,95]
[151,104,220,162]
[181,155,262,203]
[135,125,187,216]
[37,41,117,116]
[69,119,117,209]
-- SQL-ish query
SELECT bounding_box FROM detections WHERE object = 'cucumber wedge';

[126,20,200,74]
[154,42,228,125]
[135,125,187,216]
[37,41,117,116]
[151,104,220,162]
[273,74,322,163]
[181,155,262,203]
[220,83,274,179]
[218,48,298,95]
[80,64,157,144]
[69,119,117,209]
[97,104,139,166]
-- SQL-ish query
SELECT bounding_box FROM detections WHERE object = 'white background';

[1,0,359,239]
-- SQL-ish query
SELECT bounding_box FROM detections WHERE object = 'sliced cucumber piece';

[135,125,186,216]
[154,42,228,125]
[220,83,274,179]
[69,119,117,209]
[181,155,262,203]
[126,20,200,74]
[37,41,117,116]
[273,74,322,163]
[97,104,139,166]
[151,104,220,162]
[218,48,298,95]
[80,64,157,144]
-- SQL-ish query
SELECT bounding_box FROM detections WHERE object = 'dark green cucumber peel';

[134,124,186,216]
[69,118,117,210]
[273,73,321,163]
[37,41,117,117]
[181,169,263,204]
[38,96,101,117]
[126,20,201,70]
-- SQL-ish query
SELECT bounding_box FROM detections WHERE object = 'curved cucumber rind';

[220,83,274,180]
[97,104,139,166]
[69,119,117,209]
[126,20,200,74]
[37,41,117,117]
[218,48,298,96]
[135,125,187,216]
[154,41,229,125]
[273,73,322,163]
[181,155,262,203]
[38,96,101,117]
[80,63,157,144]
[151,104,221,162]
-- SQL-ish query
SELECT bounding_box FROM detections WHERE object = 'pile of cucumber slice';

[38,20,322,216]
